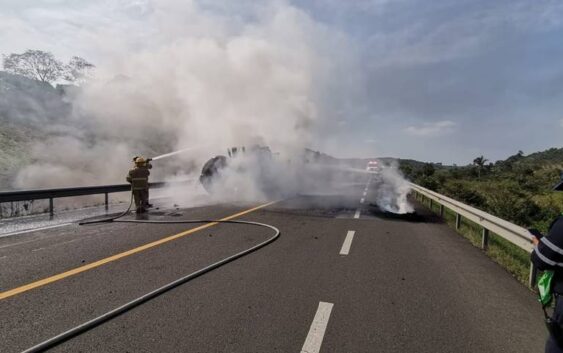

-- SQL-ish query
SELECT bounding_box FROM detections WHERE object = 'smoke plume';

[372,162,414,214]
[10,0,413,213]
[15,2,336,183]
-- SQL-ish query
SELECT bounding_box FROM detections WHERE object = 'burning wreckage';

[199,145,315,198]
[197,146,413,214]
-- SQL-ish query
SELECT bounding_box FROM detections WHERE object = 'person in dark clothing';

[531,174,563,353]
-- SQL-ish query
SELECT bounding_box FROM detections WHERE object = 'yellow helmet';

[135,157,146,165]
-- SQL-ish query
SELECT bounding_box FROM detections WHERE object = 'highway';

[0,180,547,352]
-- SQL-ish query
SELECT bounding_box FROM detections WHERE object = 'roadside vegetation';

[403,148,563,285]
[401,148,563,233]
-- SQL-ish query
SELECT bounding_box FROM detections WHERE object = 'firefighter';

[531,172,563,352]
[133,156,153,208]
[127,157,150,213]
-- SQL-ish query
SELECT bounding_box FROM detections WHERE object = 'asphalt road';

[0,181,547,352]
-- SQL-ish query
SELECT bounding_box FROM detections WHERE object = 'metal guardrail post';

[481,228,489,250]
[529,262,537,288]
[105,193,109,211]
[439,204,444,217]
[455,213,461,230]
[49,198,54,219]
[429,198,433,210]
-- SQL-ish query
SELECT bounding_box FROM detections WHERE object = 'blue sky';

[1,0,562,164]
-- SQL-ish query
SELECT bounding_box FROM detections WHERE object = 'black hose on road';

[77,191,134,225]
[22,201,280,353]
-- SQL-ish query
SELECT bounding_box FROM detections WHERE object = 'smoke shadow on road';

[268,194,362,219]
[366,206,434,223]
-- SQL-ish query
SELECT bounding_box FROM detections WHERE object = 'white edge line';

[339,230,355,255]
[0,223,72,239]
[301,302,334,353]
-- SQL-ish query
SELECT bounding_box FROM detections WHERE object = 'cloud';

[364,1,563,69]
[404,120,457,137]
[560,119,563,128]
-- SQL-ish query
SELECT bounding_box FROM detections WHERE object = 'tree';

[473,155,488,179]
[64,56,95,83]
[422,163,435,177]
[3,50,64,84]
[399,164,413,179]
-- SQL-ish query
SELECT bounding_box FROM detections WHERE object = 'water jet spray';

[151,146,208,161]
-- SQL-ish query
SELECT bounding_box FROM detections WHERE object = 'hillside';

[0,123,36,188]
[0,72,75,189]
[0,73,66,186]
[0,71,71,125]
[401,148,563,232]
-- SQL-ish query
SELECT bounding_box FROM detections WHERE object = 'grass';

[416,192,531,286]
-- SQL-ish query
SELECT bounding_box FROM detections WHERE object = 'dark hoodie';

[532,215,563,293]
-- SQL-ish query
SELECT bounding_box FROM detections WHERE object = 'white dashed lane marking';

[301,302,334,353]
[354,209,361,219]
[340,230,355,255]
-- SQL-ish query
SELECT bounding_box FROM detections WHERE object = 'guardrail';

[0,181,172,219]
[410,183,537,287]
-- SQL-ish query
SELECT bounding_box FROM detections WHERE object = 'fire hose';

[22,188,280,353]
[78,188,135,225]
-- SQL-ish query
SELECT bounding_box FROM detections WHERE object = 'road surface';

[0,181,547,352]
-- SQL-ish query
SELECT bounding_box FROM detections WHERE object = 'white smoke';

[15,1,344,188]
[11,0,413,214]
[373,162,414,214]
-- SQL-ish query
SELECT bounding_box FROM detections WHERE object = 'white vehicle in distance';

[366,160,380,173]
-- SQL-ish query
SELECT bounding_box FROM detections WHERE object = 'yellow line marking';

[0,201,276,301]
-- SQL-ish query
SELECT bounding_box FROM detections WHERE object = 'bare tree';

[64,56,95,83]
[3,50,64,84]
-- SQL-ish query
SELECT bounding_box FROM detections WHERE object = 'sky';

[0,0,562,164]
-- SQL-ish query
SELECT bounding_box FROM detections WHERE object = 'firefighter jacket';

[126,167,150,191]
